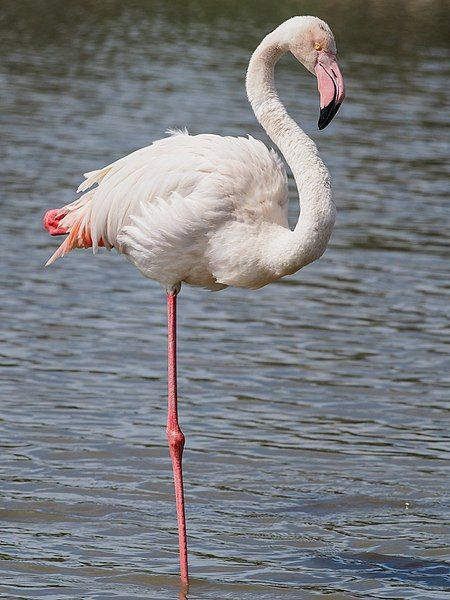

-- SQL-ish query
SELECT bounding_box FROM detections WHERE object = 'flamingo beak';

[314,52,345,130]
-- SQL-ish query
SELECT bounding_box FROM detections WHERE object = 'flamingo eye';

[314,42,322,51]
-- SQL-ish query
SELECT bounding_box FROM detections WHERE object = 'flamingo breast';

[111,131,289,290]
[46,130,290,290]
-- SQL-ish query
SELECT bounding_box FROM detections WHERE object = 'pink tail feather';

[43,193,104,266]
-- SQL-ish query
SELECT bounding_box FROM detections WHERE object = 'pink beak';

[314,51,345,129]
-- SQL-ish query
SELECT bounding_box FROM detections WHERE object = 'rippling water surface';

[1,1,449,598]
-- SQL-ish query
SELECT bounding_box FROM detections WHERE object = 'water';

[1,1,449,598]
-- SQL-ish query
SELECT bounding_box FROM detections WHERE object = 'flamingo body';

[46,131,290,290]
[43,15,346,586]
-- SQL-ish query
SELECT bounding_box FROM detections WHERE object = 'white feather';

[46,16,338,292]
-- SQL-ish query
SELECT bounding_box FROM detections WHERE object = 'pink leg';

[166,290,189,586]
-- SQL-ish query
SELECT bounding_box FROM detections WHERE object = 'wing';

[45,131,289,278]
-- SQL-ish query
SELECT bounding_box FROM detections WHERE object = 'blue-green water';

[1,1,449,598]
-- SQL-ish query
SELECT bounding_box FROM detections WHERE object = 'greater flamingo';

[43,16,345,586]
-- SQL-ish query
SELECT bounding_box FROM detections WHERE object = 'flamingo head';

[277,16,346,129]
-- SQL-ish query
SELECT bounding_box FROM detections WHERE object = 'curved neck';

[245,33,335,269]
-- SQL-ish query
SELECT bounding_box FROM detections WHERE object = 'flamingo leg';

[166,290,189,586]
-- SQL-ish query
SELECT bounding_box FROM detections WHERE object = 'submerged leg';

[166,289,189,586]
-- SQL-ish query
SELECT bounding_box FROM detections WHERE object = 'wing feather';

[46,131,289,287]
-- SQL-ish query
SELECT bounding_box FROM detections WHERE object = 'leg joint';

[166,427,185,450]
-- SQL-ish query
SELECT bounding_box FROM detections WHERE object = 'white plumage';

[112,132,287,290]
[45,15,344,293]
[43,16,346,585]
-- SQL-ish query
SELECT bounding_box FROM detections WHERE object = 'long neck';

[246,33,336,271]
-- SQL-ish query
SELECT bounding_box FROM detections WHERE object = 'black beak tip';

[318,102,341,130]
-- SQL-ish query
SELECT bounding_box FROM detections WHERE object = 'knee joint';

[167,428,185,450]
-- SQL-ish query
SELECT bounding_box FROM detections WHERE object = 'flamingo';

[43,16,345,587]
